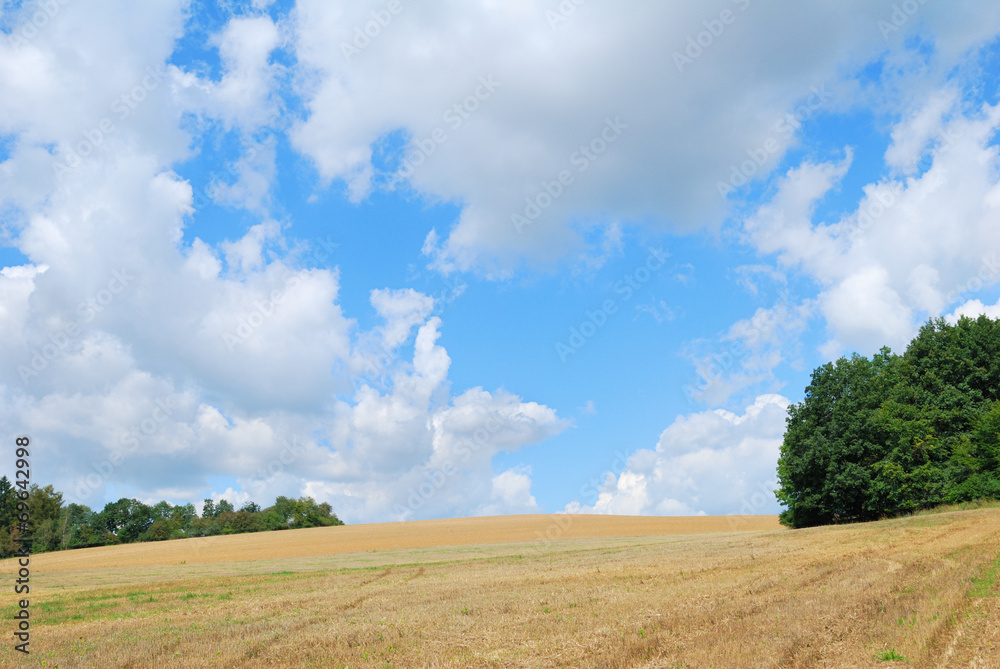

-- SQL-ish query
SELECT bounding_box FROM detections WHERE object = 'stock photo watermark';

[555,248,668,362]
[513,116,628,233]
[247,438,309,499]
[340,0,407,63]
[682,289,794,404]
[845,182,903,240]
[392,408,534,517]
[726,478,778,530]
[524,448,633,554]
[72,397,176,502]
[5,0,72,50]
[673,0,751,73]
[52,65,167,179]
[546,0,590,31]
[18,268,134,384]
[878,0,930,41]
[394,75,502,181]
[717,84,834,198]
[222,275,303,352]
[220,236,336,351]
[190,117,292,212]
[944,251,1000,307]
[12,435,31,655]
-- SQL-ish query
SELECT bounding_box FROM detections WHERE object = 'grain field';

[0,509,997,668]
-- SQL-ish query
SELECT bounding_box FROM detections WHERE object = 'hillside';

[1,510,997,667]
[15,513,780,571]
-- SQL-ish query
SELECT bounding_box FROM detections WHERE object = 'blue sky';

[2,0,1000,522]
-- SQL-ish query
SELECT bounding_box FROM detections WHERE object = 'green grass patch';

[969,552,1000,598]
[877,648,908,662]
[36,601,67,613]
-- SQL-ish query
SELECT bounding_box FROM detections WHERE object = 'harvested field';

[1,509,998,668]
[23,513,780,571]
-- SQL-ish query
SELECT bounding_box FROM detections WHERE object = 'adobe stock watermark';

[847,125,960,241]
[247,437,309,499]
[673,0,751,73]
[4,0,73,50]
[555,248,668,362]
[682,289,794,405]
[190,117,292,212]
[513,116,628,234]
[526,448,634,555]
[222,272,312,352]
[845,182,903,241]
[394,75,502,181]
[726,478,779,530]
[18,268,134,384]
[430,275,467,315]
[350,283,466,394]
[878,0,930,41]
[72,397,176,503]
[717,84,834,199]
[340,0,407,63]
[944,251,1000,308]
[392,408,534,517]
[546,0,589,31]
[52,65,167,179]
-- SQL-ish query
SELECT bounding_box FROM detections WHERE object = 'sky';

[2,0,1000,524]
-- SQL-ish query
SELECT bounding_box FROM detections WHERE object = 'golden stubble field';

[0,509,998,668]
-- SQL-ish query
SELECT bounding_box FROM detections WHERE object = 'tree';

[150,501,174,522]
[0,476,17,531]
[58,503,96,550]
[97,498,153,543]
[239,501,261,514]
[776,316,1000,528]
[216,499,235,516]
[776,348,899,527]
[201,499,216,519]
[145,519,171,541]
[27,484,64,535]
[170,503,197,537]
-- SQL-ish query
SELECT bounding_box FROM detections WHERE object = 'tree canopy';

[0,484,344,558]
[776,315,1000,528]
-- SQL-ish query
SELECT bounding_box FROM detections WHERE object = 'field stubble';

[0,510,998,668]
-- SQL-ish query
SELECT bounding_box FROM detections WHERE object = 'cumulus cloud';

[566,394,789,516]
[947,297,1000,322]
[171,14,283,130]
[3,273,567,521]
[0,1,566,523]
[742,98,1000,357]
[288,0,1000,273]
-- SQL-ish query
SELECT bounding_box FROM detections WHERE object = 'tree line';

[0,481,344,558]
[776,315,1000,528]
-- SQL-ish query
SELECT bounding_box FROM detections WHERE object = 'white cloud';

[565,394,789,516]
[370,287,436,350]
[946,297,1000,323]
[0,2,569,523]
[288,0,1000,273]
[172,15,283,131]
[884,88,959,175]
[477,466,539,517]
[739,98,1000,357]
[2,282,567,521]
[685,293,810,407]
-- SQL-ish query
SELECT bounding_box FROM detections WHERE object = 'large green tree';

[777,316,1000,528]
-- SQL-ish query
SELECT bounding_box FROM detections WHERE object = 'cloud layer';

[566,394,789,516]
